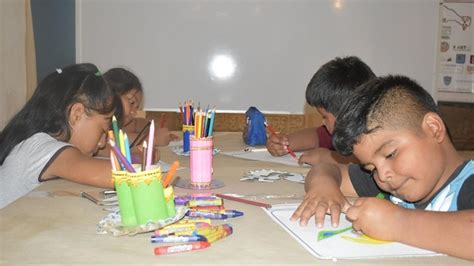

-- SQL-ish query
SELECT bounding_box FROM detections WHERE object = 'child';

[103,67,178,148]
[292,75,474,260]
[0,63,118,209]
[266,56,375,165]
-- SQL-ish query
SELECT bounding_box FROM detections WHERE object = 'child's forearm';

[305,163,357,197]
[393,209,474,260]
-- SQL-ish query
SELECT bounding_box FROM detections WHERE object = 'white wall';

[77,0,439,114]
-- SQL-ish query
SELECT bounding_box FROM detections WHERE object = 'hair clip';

[95,70,102,76]
[56,68,62,74]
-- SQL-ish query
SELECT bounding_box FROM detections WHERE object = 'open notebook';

[264,203,440,260]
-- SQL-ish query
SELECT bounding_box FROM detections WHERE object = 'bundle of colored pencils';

[109,116,157,172]
[179,101,216,139]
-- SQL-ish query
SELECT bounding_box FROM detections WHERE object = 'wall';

[77,0,439,114]
[31,0,75,81]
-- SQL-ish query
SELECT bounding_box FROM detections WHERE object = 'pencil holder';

[163,186,176,217]
[190,137,213,188]
[128,168,169,225]
[113,171,138,227]
[182,125,194,153]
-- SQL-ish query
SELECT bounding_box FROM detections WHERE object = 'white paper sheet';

[222,148,309,167]
[264,203,440,260]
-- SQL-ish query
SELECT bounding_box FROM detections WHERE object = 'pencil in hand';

[266,123,298,160]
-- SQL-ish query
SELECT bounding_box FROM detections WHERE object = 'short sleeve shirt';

[316,126,334,150]
[349,161,474,210]
[0,133,71,209]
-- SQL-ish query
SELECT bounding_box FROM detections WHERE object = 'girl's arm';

[41,147,114,188]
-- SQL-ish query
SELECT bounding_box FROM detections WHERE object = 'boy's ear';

[422,112,446,143]
[69,103,86,126]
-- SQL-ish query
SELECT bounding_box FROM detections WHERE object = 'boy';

[266,56,375,165]
[291,75,474,260]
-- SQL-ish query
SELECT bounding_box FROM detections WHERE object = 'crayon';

[151,235,207,243]
[154,241,210,255]
[154,223,210,236]
[187,198,223,207]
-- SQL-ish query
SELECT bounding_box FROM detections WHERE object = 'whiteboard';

[76,0,439,113]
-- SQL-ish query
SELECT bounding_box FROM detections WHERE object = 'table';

[0,132,471,265]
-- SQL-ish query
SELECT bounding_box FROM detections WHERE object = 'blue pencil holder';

[182,125,194,153]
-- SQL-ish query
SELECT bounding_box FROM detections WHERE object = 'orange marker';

[162,160,180,187]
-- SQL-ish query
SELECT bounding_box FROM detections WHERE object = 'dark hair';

[305,56,376,117]
[0,63,119,164]
[103,67,142,126]
[332,75,440,155]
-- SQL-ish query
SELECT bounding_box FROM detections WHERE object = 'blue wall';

[31,0,75,81]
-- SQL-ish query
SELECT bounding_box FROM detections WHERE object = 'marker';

[154,241,210,255]
[151,235,207,243]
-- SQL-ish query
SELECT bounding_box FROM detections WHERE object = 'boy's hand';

[346,197,403,241]
[266,133,290,156]
[291,185,351,228]
[298,148,331,165]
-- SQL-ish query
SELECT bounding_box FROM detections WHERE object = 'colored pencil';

[107,130,121,170]
[142,141,147,172]
[146,120,155,170]
[266,123,298,160]
[162,160,180,188]
[112,116,121,151]
[109,139,136,172]
[160,113,166,128]
[129,121,151,148]
[215,193,272,209]
[123,133,132,164]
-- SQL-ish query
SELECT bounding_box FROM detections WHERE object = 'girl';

[0,63,117,209]
[102,67,178,149]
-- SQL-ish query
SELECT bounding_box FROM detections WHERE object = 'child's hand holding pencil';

[265,124,298,160]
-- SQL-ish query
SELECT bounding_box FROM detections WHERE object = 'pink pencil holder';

[189,137,213,188]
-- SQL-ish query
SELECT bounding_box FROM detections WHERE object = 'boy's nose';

[376,166,392,182]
